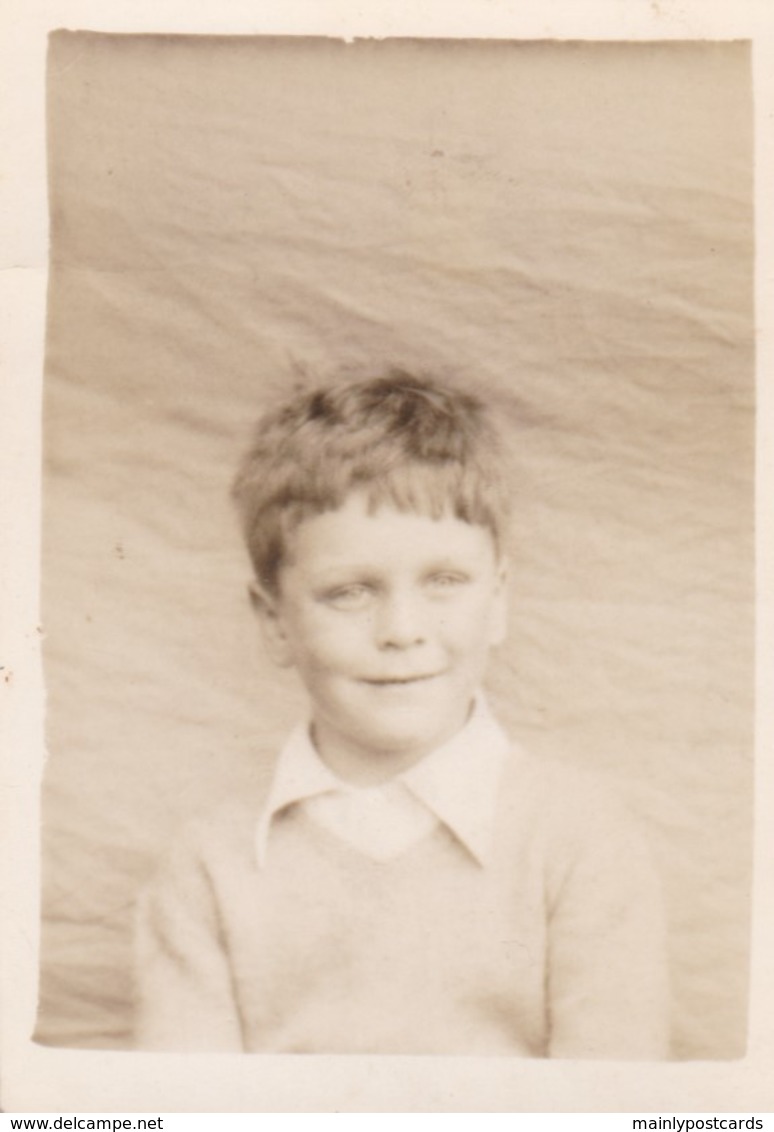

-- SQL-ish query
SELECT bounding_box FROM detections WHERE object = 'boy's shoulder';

[501,739,619,805]
[153,786,269,879]
[187,792,264,839]
[497,741,651,861]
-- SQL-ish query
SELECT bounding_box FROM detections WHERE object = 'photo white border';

[1,0,772,1114]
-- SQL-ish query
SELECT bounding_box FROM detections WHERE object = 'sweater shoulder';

[492,746,663,918]
[148,789,266,887]
[189,792,264,838]
[499,742,622,808]
[495,743,648,855]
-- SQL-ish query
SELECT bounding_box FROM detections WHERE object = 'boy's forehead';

[284,493,499,566]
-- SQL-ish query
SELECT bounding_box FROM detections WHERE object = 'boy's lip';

[360,673,442,686]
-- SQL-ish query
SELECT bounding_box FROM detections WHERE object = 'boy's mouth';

[362,674,440,687]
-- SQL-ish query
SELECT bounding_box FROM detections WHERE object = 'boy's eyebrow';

[315,574,380,589]
[307,564,384,585]
[308,554,482,584]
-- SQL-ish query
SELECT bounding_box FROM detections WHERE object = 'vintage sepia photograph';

[3,7,771,1112]
[33,32,755,1066]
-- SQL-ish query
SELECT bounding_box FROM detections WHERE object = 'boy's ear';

[488,556,510,648]
[248,580,295,669]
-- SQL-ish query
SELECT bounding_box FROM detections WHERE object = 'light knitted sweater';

[134,748,669,1057]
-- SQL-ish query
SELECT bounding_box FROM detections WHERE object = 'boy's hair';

[232,371,510,593]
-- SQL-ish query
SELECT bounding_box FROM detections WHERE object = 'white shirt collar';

[255,694,512,869]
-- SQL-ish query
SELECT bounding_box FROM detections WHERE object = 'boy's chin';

[350,714,467,763]
[315,704,474,783]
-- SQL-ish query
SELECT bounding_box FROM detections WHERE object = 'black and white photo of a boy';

[134,373,669,1055]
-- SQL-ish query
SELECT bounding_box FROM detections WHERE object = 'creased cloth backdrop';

[38,34,754,1058]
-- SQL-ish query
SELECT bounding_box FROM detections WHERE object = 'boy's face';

[254,492,507,784]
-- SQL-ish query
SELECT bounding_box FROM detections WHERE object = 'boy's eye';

[321,584,374,611]
[426,571,469,592]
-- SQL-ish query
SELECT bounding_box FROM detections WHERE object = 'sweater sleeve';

[545,783,670,1060]
[133,829,244,1052]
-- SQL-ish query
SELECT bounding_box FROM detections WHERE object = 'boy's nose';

[374,591,427,650]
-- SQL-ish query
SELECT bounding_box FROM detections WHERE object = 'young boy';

[134,372,669,1057]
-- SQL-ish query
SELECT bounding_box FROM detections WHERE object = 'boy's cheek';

[296,634,365,675]
[311,614,375,653]
[484,586,509,647]
[487,606,508,648]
